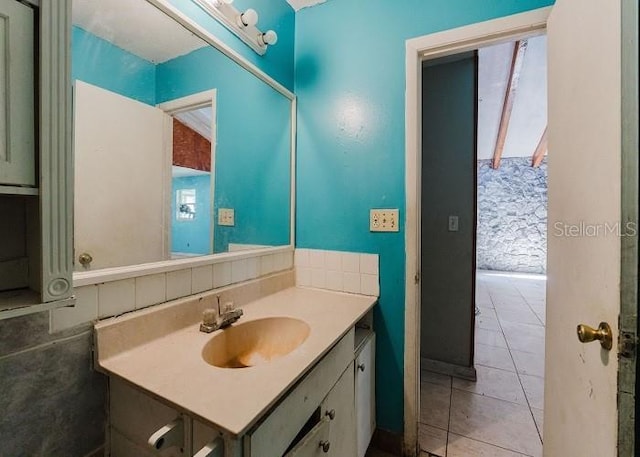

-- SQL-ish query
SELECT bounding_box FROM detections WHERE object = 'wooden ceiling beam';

[491,39,528,169]
[531,125,548,167]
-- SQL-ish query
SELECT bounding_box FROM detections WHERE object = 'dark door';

[420,52,478,377]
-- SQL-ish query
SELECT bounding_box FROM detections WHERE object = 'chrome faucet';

[200,296,243,333]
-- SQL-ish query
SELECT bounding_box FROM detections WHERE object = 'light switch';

[448,215,459,232]
[218,208,235,226]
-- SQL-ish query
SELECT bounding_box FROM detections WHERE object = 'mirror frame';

[73,0,296,287]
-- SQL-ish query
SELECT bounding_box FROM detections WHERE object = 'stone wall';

[477,157,547,274]
[0,313,107,457]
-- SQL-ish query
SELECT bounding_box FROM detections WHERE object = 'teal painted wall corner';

[294,0,555,434]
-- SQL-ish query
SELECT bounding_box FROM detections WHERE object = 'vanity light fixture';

[258,30,278,46]
[237,9,258,28]
[194,0,277,55]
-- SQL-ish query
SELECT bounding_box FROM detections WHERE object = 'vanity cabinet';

[107,324,376,457]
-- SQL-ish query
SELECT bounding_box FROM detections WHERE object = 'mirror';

[72,0,292,271]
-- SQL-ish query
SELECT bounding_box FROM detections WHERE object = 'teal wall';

[72,26,156,105]
[157,47,291,253]
[294,0,554,433]
[172,175,212,255]
[167,0,295,90]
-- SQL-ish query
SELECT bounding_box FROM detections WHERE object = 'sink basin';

[202,317,311,369]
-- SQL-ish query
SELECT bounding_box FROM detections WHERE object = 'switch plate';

[218,208,235,226]
[370,209,400,232]
[448,215,459,232]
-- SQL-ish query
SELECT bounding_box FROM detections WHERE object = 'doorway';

[404,3,636,456]
[158,90,217,259]
[417,35,548,456]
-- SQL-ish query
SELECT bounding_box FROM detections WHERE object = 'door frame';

[619,0,638,454]
[403,8,550,455]
[158,90,218,255]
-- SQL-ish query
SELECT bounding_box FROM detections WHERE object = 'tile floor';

[419,270,546,457]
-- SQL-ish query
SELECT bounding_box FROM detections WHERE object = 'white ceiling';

[73,0,207,63]
[286,0,326,11]
[477,35,547,160]
[172,165,210,178]
[174,107,214,142]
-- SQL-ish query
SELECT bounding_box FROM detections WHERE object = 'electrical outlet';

[370,209,399,232]
[218,208,235,226]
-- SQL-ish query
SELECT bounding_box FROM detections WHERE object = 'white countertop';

[95,286,376,436]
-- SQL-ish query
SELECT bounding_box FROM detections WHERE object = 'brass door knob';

[577,322,613,350]
[78,252,93,267]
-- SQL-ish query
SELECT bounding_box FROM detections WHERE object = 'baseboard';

[372,427,404,456]
[421,357,477,381]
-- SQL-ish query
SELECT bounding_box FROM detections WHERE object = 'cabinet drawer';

[244,329,355,457]
[283,418,330,457]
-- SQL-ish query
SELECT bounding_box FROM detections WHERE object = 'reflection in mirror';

[72,0,291,271]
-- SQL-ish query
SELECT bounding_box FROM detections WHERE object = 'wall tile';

[135,274,166,310]
[51,285,99,333]
[342,252,360,273]
[98,279,136,318]
[0,332,107,457]
[284,251,294,269]
[311,268,326,288]
[246,257,259,280]
[294,249,379,297]
[360,254,379,275]
[192,265,213,293]
[231,259,248,283]
[294,248,310,267]
[343,272,361,294]
[325,270,343,291]
[213,261,232,288]
[261,254,275,275]
[274,252,288,271]
[166,269,192,301]
[2,312,82,357]
[309,250,325,268]
[296,267,312,286]
[325,251,342,270]
[361,274,380,296]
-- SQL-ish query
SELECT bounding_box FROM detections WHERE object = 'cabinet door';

[109,378,182,457]
[321,362,356,457]
[355,334,375,457]
[284,418,330,457]
[0,0,35,187]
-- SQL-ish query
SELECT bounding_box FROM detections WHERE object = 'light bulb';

[237,8,258,27]
[259,30,278,46]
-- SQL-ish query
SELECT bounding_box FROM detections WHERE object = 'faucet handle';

[203,308,218,325]
[222,302,235,313]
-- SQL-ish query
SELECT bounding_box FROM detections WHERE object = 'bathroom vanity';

[94,283,377,457]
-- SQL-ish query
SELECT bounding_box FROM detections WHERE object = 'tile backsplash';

[294,248,379,297]
[50,251,293,333]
